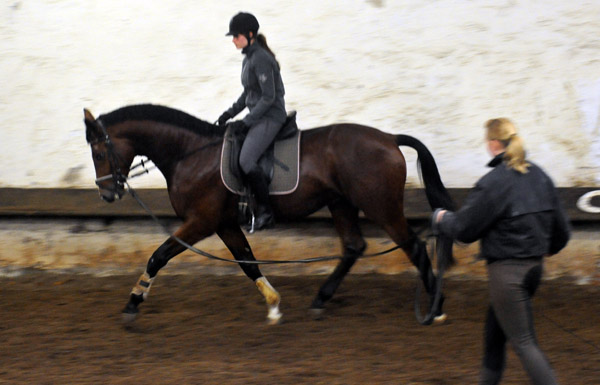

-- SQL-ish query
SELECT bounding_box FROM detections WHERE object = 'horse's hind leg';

[217,225,282,324]
[381,217,446,323]
[310,201,366,317]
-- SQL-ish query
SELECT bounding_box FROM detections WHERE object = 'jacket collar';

[487,152,505,168]
[242,42,259,56]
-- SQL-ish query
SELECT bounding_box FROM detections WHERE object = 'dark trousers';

[239,118,281,175]
[480,258,557,385]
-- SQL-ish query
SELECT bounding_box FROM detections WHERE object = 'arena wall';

[1,0,599,189]
[0,188,598,283]
[1,1,599,280]
[1,211,598,283]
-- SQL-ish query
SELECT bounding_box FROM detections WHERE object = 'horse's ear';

[84,108,101,143]
[84,108,96,122]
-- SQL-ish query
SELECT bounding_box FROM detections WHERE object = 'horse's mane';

[98,104,225,137]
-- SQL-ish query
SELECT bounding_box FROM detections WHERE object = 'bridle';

[90,118,224,194]
[91,118,128,196]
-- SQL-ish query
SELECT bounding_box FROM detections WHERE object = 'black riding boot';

[245,167,275,230]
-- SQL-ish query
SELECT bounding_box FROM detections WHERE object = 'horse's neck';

[118,121,213,172]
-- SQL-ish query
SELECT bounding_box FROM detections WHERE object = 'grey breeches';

[239,119,281,175]
[480,258,557,385]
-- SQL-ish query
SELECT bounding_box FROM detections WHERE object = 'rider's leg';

[239,119,281,230]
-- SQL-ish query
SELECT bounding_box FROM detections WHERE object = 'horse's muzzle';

[98,186,125,203]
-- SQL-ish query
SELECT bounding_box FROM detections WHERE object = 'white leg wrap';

[131,271,155,300]
[267,304,283,325]
[255,277,282,324]
[434,313,448,325]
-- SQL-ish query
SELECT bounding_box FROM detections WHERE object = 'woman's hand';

[217,112,232,126]
[435,210,447,223]
[431,208,447,236]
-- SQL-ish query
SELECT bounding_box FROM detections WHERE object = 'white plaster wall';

[1,0,599,188]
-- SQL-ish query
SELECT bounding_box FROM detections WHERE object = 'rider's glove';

[217,111,232,126]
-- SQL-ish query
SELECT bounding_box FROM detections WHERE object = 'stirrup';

[247,212,274,233]
[246,214,256,233]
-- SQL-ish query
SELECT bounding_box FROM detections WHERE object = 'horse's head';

[84,109,132,202]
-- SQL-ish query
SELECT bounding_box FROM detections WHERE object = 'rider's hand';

[217,112,232,126]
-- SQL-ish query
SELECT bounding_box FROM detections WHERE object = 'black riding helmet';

[226,12,259,38]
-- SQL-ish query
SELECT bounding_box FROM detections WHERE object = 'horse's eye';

[95,152,105,162]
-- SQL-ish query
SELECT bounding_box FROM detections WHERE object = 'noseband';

[92,118,127,194]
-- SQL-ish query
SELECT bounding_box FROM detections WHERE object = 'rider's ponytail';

[256,34,280,69]
[485,118,530,174]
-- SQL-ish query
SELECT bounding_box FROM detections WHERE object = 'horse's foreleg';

[217,225,282,325]
[311,202,366,317]
[122,224,207,322]
[122,238,186,322]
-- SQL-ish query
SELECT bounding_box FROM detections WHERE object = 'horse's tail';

[395,134,455,268]
[395,134,455,211]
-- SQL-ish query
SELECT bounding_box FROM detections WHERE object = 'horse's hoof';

[266,305,283,325]
[433,313,448,325]
[310,307,325,320]
[266,315,283,325]
[121,307,139,323]
[122,312,138,323]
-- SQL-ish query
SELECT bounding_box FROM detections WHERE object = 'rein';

[127,179,446,325]
[126,181,401,265]
[126,158,157,180]
[92,117,403,265]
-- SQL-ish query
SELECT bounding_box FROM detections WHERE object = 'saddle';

[220,111,301,196]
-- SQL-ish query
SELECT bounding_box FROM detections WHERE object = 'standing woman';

[433,118,570,385]
[217,12,287,230]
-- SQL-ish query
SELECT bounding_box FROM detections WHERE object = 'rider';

[432,118,570,385]
[217,12,287,231]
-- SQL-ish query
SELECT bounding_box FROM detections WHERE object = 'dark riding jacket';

[226,42,286,127]
[437,154,570,262]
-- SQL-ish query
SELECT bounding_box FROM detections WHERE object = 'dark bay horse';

[84,104,454,324]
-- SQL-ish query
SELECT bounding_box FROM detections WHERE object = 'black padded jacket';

[437,154,570,262]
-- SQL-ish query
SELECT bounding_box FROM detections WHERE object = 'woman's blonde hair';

[485,118,529,173]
